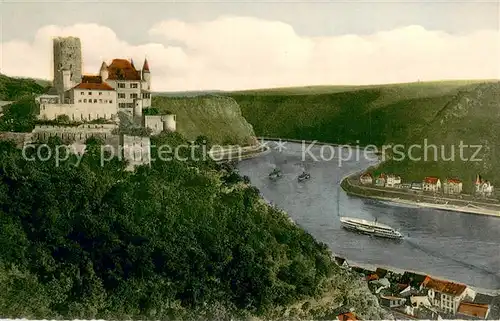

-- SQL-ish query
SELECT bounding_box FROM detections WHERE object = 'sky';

[1,0,499,91]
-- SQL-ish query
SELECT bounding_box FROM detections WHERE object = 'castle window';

[78,99,82,103]
[89,99,92,103]
[89,114,91,120]
[99,92,102,95]
[109,100,113,103]
[131,83,138,88]
[118,93,126,98]
[88,91,92,95]
[81,92,84,95]
[130,93,138,99]
[118,83,126,88]
[83,99,87,103]
[99,99,102,103]
[94,99,97,103]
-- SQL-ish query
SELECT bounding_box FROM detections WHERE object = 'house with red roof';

[422,276,476,314]
[443,178,463,195]
[337,311,359,321]
[423,177,441,193]
[456,302,490,319]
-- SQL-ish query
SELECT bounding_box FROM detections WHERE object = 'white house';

[423,177,441,193]
[422,276,476,315]
[385,174,402,188]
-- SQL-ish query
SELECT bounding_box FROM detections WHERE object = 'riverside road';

[236,141,500,290]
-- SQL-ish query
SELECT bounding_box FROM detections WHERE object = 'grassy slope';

[152,95,257,146]
[229,80,500,190]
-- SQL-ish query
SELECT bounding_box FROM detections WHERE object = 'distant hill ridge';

[229,80,500,187]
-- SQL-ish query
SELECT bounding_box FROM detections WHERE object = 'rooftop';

[422,276,466,296]
[424,177,440,184]
[74,82,115,91]
[447,178,462,184]
[457,302,490,319]
[107,58,141,81]
[337,312,358,321]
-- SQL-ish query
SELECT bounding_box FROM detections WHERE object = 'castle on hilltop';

[39,36,160,122]
[34,36,176,170]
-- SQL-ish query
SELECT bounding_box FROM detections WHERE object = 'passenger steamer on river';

[340,216,403,239]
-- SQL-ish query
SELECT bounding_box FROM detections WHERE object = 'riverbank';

[346,259,500,295]
[209,143,271,163]
[341,175,500,218]
[257,136,383,155]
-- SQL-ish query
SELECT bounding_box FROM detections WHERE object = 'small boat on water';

[269,168,282,180]
[340,216,403,240]
[298,172,310,182]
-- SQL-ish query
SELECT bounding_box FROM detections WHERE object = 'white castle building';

[35,36,176,170]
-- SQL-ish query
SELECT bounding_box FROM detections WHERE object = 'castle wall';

[32,124,118,144]
[53,37,82,88]
[144,114,177,135]
[144,115,164,135]
[39,100,118,121]
[105,79,143,109]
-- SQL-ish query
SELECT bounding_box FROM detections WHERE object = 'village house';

[379,295,407,308]
[422,276,476,315]
[411,182,423,191]
[359,173,373,185]
[456,302,490,319]
[423,177,441,193]
[336,311,359,321]
[443,178,463,195]
[400,271,428,290]
[385,174,402,188]
[334,256,349,269]
[403,296,434,317]
[375,174,386,187]
[475,174,494,197]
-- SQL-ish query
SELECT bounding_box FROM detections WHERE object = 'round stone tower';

[53,37,83,91]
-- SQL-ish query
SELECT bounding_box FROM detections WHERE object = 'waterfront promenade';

[342,175,500,218]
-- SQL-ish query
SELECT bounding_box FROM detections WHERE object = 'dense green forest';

[0,131,385,319]
[0,74,50,101]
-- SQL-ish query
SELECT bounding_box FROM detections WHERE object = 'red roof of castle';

[81,75,102,83]
[361,173,372,178]
[107,58,141,81]
[74,82,115,91]
[424,177,439,184]
[447,178,462,184]
[422,276,467,296]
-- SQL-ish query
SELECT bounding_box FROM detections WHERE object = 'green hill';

[0,73,50,101]
[152,95,257,146]
[229,80,500,189]
[0,133,386,320]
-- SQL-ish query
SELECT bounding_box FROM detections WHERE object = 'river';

[236,141,500,290]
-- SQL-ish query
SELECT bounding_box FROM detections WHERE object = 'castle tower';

[100,61,108,81]
[53,37,83,93]
[142,58,151,90]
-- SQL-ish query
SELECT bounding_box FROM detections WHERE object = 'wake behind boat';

[340,216,403,240]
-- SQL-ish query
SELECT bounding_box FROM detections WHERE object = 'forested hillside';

[0,74,50,101]
[0,133,386,320]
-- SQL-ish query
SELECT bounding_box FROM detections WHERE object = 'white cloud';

[1,17,499,91]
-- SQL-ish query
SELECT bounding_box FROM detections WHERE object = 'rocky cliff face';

[152,95,257,145]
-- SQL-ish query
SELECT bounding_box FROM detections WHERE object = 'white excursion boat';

[340,216,403,240]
